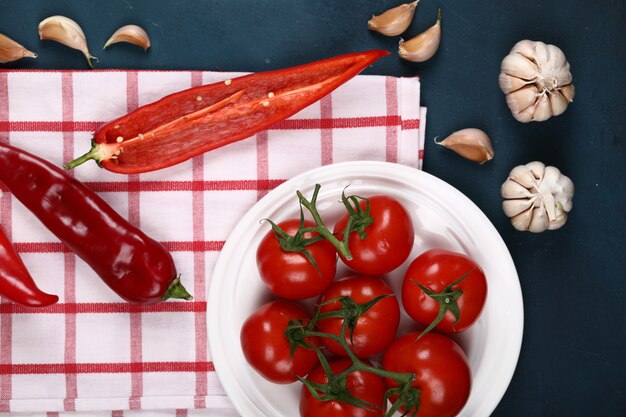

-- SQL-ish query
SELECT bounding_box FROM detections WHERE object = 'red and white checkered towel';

[0,68,425,416]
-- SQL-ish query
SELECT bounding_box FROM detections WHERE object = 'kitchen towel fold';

[0,69,425,414]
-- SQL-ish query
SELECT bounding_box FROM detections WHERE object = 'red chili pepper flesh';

[0,225,59,307]
[0,143,191,305]
[64,50,389,174]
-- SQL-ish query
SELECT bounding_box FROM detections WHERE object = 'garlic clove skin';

[398,9,441,63]
[104,24,151,51]
[0,33,37,63]
[499,40,574,123]
[435,128,494,164]
[38,15,95,68]
[502,161,574,232]
[368,1,419,37]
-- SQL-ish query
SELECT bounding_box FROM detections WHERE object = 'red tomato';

[257,219,337,299]
[300,358,385,417]
[317,275,400,358]
[240,300,318,384]
[334,195,414,275]
[382,332,471,417]
[402,249,487,334]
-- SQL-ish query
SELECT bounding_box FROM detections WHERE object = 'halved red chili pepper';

[0,143,191,305]
[0,225,59,307]
[64,50,389,174]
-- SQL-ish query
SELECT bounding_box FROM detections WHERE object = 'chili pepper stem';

[64,141,120,169]
[162,275,193,301]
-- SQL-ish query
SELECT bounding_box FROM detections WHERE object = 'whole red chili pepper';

[0,143,191,305]
[64,50,389,174]
[0,225,59,307]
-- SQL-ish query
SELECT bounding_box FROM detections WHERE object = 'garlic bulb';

[104,25,151,51]
[501,161,574,232]
[368,1,419,37]
[398,9,441,63]
[0,33,37,63]
[38,15,95,68]
[499,40,575,122]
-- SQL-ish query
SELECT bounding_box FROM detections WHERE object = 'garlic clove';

[0,33,37,63]
[559,84,575,102]
[513,105,535,123]
[548,206,568,230]
[532,94,552,122]
[398,9,441,63]
[534,41,551,68]
[368,1,419,37]
[104,24,151,51]
[434,128,494,164]
[501,179,533,199]
[528,207,549,233]
[511,208,533,231]
[546,43,567,68]
[510,40,538,61]
[526,161,546,180]
[498,73,532,94]
[38,15,95,68]
[503,198,535,218]
[555,193,574,213]
[540,166,562,187]
[501,53,539,81]
[505,85,539,113]
[555,68,573,87]
[549,90,569,116]
[508,165,538,188]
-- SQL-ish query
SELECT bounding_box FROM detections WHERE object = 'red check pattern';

[0,69,425,415]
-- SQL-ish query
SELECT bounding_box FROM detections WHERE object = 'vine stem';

[303,328,414,386]
[296,185,353,260]
[293,295,420,417]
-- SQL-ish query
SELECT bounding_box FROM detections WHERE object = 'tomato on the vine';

[382,332,471,417]
[257,219,337,299]
[240,300,318,384]
[317,275,400,359]
[334,195,414,275]
[300,358,386,417]
[402,249,487,335]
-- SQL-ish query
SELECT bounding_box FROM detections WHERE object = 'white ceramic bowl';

[208,161,523,417]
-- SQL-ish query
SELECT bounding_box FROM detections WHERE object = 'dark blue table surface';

[1,1,625,416]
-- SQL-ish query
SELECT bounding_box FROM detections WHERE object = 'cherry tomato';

[240,300,319,384]
[257,219,337,299]
[402,249,487,334]
[334,195,414,275]
[300,358,385,417]
[382,332,471,417]
[317,275,400,359]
